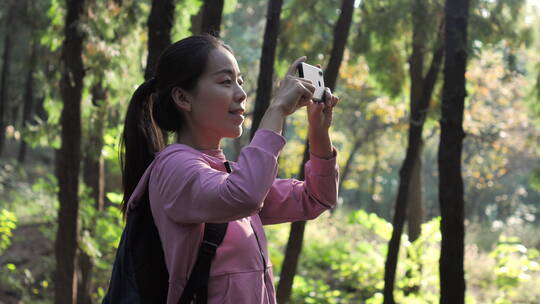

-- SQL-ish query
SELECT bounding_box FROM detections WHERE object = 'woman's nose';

[235,85,247,103]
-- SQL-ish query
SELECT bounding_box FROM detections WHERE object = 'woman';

[121,34,339,303]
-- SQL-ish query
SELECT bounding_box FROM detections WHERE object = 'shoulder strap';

[179,223,228,304]
[178,161,233,304]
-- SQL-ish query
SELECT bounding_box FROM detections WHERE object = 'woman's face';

[181,46,247,147]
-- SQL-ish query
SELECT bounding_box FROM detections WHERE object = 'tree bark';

[405,0,428,244]
[145,0,175,146]
[249,0,284,140]
[18,41,38,163]
[382,26,444,304]
[200,0,225,36]
[276,143,309,304]
[54,0,86,303]
[0,1,15,156]
[190,5,204,35]
[438,0,469,302]
[401,1,430,296]
[145,0,175,80]
[76,81,107,304]
[406,146,423,242]
[276,1,355,302]
[324,0,355,91]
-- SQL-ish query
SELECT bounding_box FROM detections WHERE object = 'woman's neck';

[176,129,221,150]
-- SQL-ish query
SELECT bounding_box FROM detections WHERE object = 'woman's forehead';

[206,47,241,76]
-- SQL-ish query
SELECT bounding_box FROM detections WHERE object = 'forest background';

[0,0,539,303]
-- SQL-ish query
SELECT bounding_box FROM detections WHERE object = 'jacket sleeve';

[258,149,339,225]
[149,129,286,224]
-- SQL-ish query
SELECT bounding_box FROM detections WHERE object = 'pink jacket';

[127,129,339,303]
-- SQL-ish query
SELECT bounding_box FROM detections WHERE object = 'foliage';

[461,49,540,222]
[266,211,540,303]
[0,160,55,301]
[0,209,17,255]
[1,0,540,302]
[79,190,125,302]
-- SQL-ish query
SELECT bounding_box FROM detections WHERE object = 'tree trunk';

[145,0,175,145]
[275,143,309,304]
[145,0,175,80]
[190,5,204,35]
[54,0,87,303]
[0,1,15,156]
[18,41,38,163]
[276,1,355,302]
[438,0,469,302]
[200,0,225,36]
[249,0,284,140]
[382,28,444,304]
[405,0,428,244]
[406,146,423,242]
[324,0,355,91]
[403,143,423,296]
[402,1,429,296]
[77,81,107,304]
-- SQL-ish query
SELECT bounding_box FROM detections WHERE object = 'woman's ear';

[172,87,192,112]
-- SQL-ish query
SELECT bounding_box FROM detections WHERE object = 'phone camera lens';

[318,71,323,76]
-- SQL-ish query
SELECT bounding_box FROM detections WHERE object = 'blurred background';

[0,0,539,303]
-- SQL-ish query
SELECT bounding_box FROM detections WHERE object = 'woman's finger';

[324,88,332,107]
[286,56,307,77]
[299,98,313,108]
[291,76,316,88]
[332,95,340,107]
[302,81,316,93]
[300,84,314,100]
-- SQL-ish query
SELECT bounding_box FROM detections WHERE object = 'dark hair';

[120,34,232,215]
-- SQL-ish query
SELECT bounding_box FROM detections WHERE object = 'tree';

[382,25,444,304]
[73,1,157,301]
[54,0,87,302]
[0,0,16,156]
[382,1,445,302]
[145,0,175,80]
[249,0,284,140]
[77,79,108,304]
[438,0,470,302]
[276,1,355,303]
[142,0,176,152]
[200,0,225,36]
[18,40,38,163]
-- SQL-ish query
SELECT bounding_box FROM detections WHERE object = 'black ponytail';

[120,78,166,215]
[120,34,232,216]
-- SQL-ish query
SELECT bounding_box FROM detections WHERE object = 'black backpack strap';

[178,162,232,304]
[179,223,228,304]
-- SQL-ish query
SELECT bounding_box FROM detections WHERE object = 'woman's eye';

[221,79,232,85]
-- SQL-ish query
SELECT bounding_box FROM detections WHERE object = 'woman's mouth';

[228,109,245,122]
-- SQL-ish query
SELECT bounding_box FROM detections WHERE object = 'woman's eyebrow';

[212,69,242,77]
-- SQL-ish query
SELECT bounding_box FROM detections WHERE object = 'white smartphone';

[297,62,325,102]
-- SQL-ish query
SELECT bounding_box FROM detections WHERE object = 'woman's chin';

[225,126,243,138]
[235,127,243,138]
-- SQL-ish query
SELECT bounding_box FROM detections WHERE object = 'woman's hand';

[271,56,316,116]
[306,63,339,159]
[307,87,339,132]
